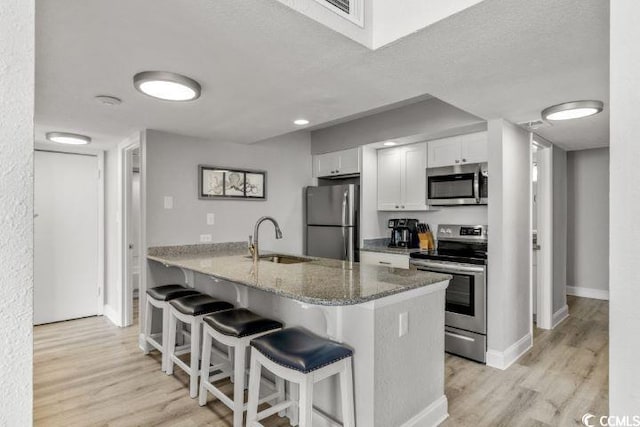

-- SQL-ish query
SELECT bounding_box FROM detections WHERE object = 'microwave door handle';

[474,168,481,204]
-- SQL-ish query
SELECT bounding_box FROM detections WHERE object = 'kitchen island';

[146,242,451,427]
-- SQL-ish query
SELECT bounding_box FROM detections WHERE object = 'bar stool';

[166,294,234,398]
[246,327,355,427]
[144,284,200,371]
[198,308,284,427]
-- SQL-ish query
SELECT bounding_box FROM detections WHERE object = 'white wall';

[567,148,609,298]
[486,119,532,367]
[310,97,484,154]
[144,129,314,253]
[552,145,568,313]
[610,0,640,414]
[0,0,34,423]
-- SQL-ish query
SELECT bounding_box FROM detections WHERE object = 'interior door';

[34,151,100,324]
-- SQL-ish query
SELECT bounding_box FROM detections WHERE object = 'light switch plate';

[164,196,173,209]
[206,213,215,225]
[200,234,212,243]
[399,312,408,337]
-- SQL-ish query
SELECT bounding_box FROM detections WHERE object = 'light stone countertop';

[360,238,423,255]
[147,243,450,306]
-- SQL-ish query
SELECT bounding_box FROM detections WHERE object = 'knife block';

[418,232,435,250]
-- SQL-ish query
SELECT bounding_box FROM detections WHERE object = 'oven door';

[427,172,479,205]
[411,260,486,334]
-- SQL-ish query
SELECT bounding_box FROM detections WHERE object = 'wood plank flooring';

[34,296,608,426]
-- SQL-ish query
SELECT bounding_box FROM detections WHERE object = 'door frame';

[117,132,144,327]
[531,136,553,330]
[34,146,105,317]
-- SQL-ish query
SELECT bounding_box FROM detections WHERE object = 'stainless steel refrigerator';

[305,184,359,261]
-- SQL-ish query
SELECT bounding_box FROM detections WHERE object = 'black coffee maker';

[388,218,420,248]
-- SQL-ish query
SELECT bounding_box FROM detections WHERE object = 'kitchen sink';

[247,254,313,264]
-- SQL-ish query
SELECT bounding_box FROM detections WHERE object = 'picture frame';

[198,165,267,200]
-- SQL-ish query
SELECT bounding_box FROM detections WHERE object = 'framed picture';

[198,165,267,200]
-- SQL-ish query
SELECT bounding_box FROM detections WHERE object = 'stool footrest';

[171,356,194,375]
[256,400,293,421]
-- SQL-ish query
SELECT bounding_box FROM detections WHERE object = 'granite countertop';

[360,238,423,255]
[147,242,450,306]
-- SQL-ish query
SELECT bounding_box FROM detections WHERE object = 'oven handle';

[410,260,485,274]
[445,331,476,342]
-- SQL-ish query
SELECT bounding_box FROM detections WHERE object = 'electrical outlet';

[200,234,212,243]
[163,196,173,209]
[206,213,215,225]
[399,312,408,337]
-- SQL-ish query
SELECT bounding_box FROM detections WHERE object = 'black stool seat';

[170,294,233,316]
[203,308,283,338]
[250,327,353,373]
[146,284,200,302]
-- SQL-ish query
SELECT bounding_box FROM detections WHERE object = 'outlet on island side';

[206,213,215,225]
[200,234,212,243]
[399,312,408,337]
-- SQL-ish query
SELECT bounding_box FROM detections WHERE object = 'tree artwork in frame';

[198,165,266,200]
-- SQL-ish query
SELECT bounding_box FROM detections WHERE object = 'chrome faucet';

[249,216,283,262]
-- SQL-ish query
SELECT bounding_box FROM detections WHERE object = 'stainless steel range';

[410,224,488,363]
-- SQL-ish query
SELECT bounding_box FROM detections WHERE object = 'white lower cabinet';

[360,251,410,269]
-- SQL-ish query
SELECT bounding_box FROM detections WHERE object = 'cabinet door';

[460,132,488,164]
[313,152,340,178]
[377,148,402,210]
[337,147,360,175]
[427,136,462,168]
[402,143,428,210]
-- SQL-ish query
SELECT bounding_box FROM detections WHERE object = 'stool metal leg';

[246,349,261,427]
[232,343,246,427]
[340,358,356,427]
[198,327,213,407]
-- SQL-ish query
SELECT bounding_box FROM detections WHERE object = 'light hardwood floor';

[34,296,607,426]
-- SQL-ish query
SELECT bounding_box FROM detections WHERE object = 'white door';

[34,151,100,324]
[377,147,402,210]
[402,143,428,210]
[427,136,462,167]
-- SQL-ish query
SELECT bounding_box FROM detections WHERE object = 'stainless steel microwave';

[426,163,488,206]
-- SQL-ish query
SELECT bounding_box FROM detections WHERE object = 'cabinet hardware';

[379,261,392,265]
[462,158,467,162]
[455,159,460,164]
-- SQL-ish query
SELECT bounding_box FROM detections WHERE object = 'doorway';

[34,150,104,324]
[120,138,142,327]
[531,138,553,330]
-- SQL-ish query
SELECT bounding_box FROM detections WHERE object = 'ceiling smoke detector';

[95,95,122,106]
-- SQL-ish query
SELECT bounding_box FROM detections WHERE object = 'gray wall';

[567,148,609,293]
[610,0,640,414]
[144,129,314,253]
[0,0,34,423]
[487,119,532,354]
[552,146,568,312]
[310,97,484,154]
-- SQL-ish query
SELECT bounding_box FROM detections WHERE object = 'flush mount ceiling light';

[541,100,603,121]
[46,132,91,145]
[293,119,310,126]
[133,71,201,101]
[383,141,397,146]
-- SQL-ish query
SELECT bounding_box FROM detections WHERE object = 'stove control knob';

[440,228,446,233]
[446,228,452,234]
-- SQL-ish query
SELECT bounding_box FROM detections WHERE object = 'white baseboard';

[486,333,532,370]
[552,304,569,328]
[400,395,449,427]
[103,304,122,327]
[567,286,609,301]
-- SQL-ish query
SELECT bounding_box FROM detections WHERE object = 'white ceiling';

[35,0,609,151]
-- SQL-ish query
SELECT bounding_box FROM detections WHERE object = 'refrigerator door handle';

[342,189,348,226]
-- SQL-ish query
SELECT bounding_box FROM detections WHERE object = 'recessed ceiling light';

[541,100,603,121]
[46,132,91,145]
[383,141,397,146]
[95,95,122,106]
[133,71,201,101]
[294,119,310,126]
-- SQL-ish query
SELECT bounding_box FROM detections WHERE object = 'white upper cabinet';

[427,131,488,168]
[377,142,428,211]
[313,147,361,178]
